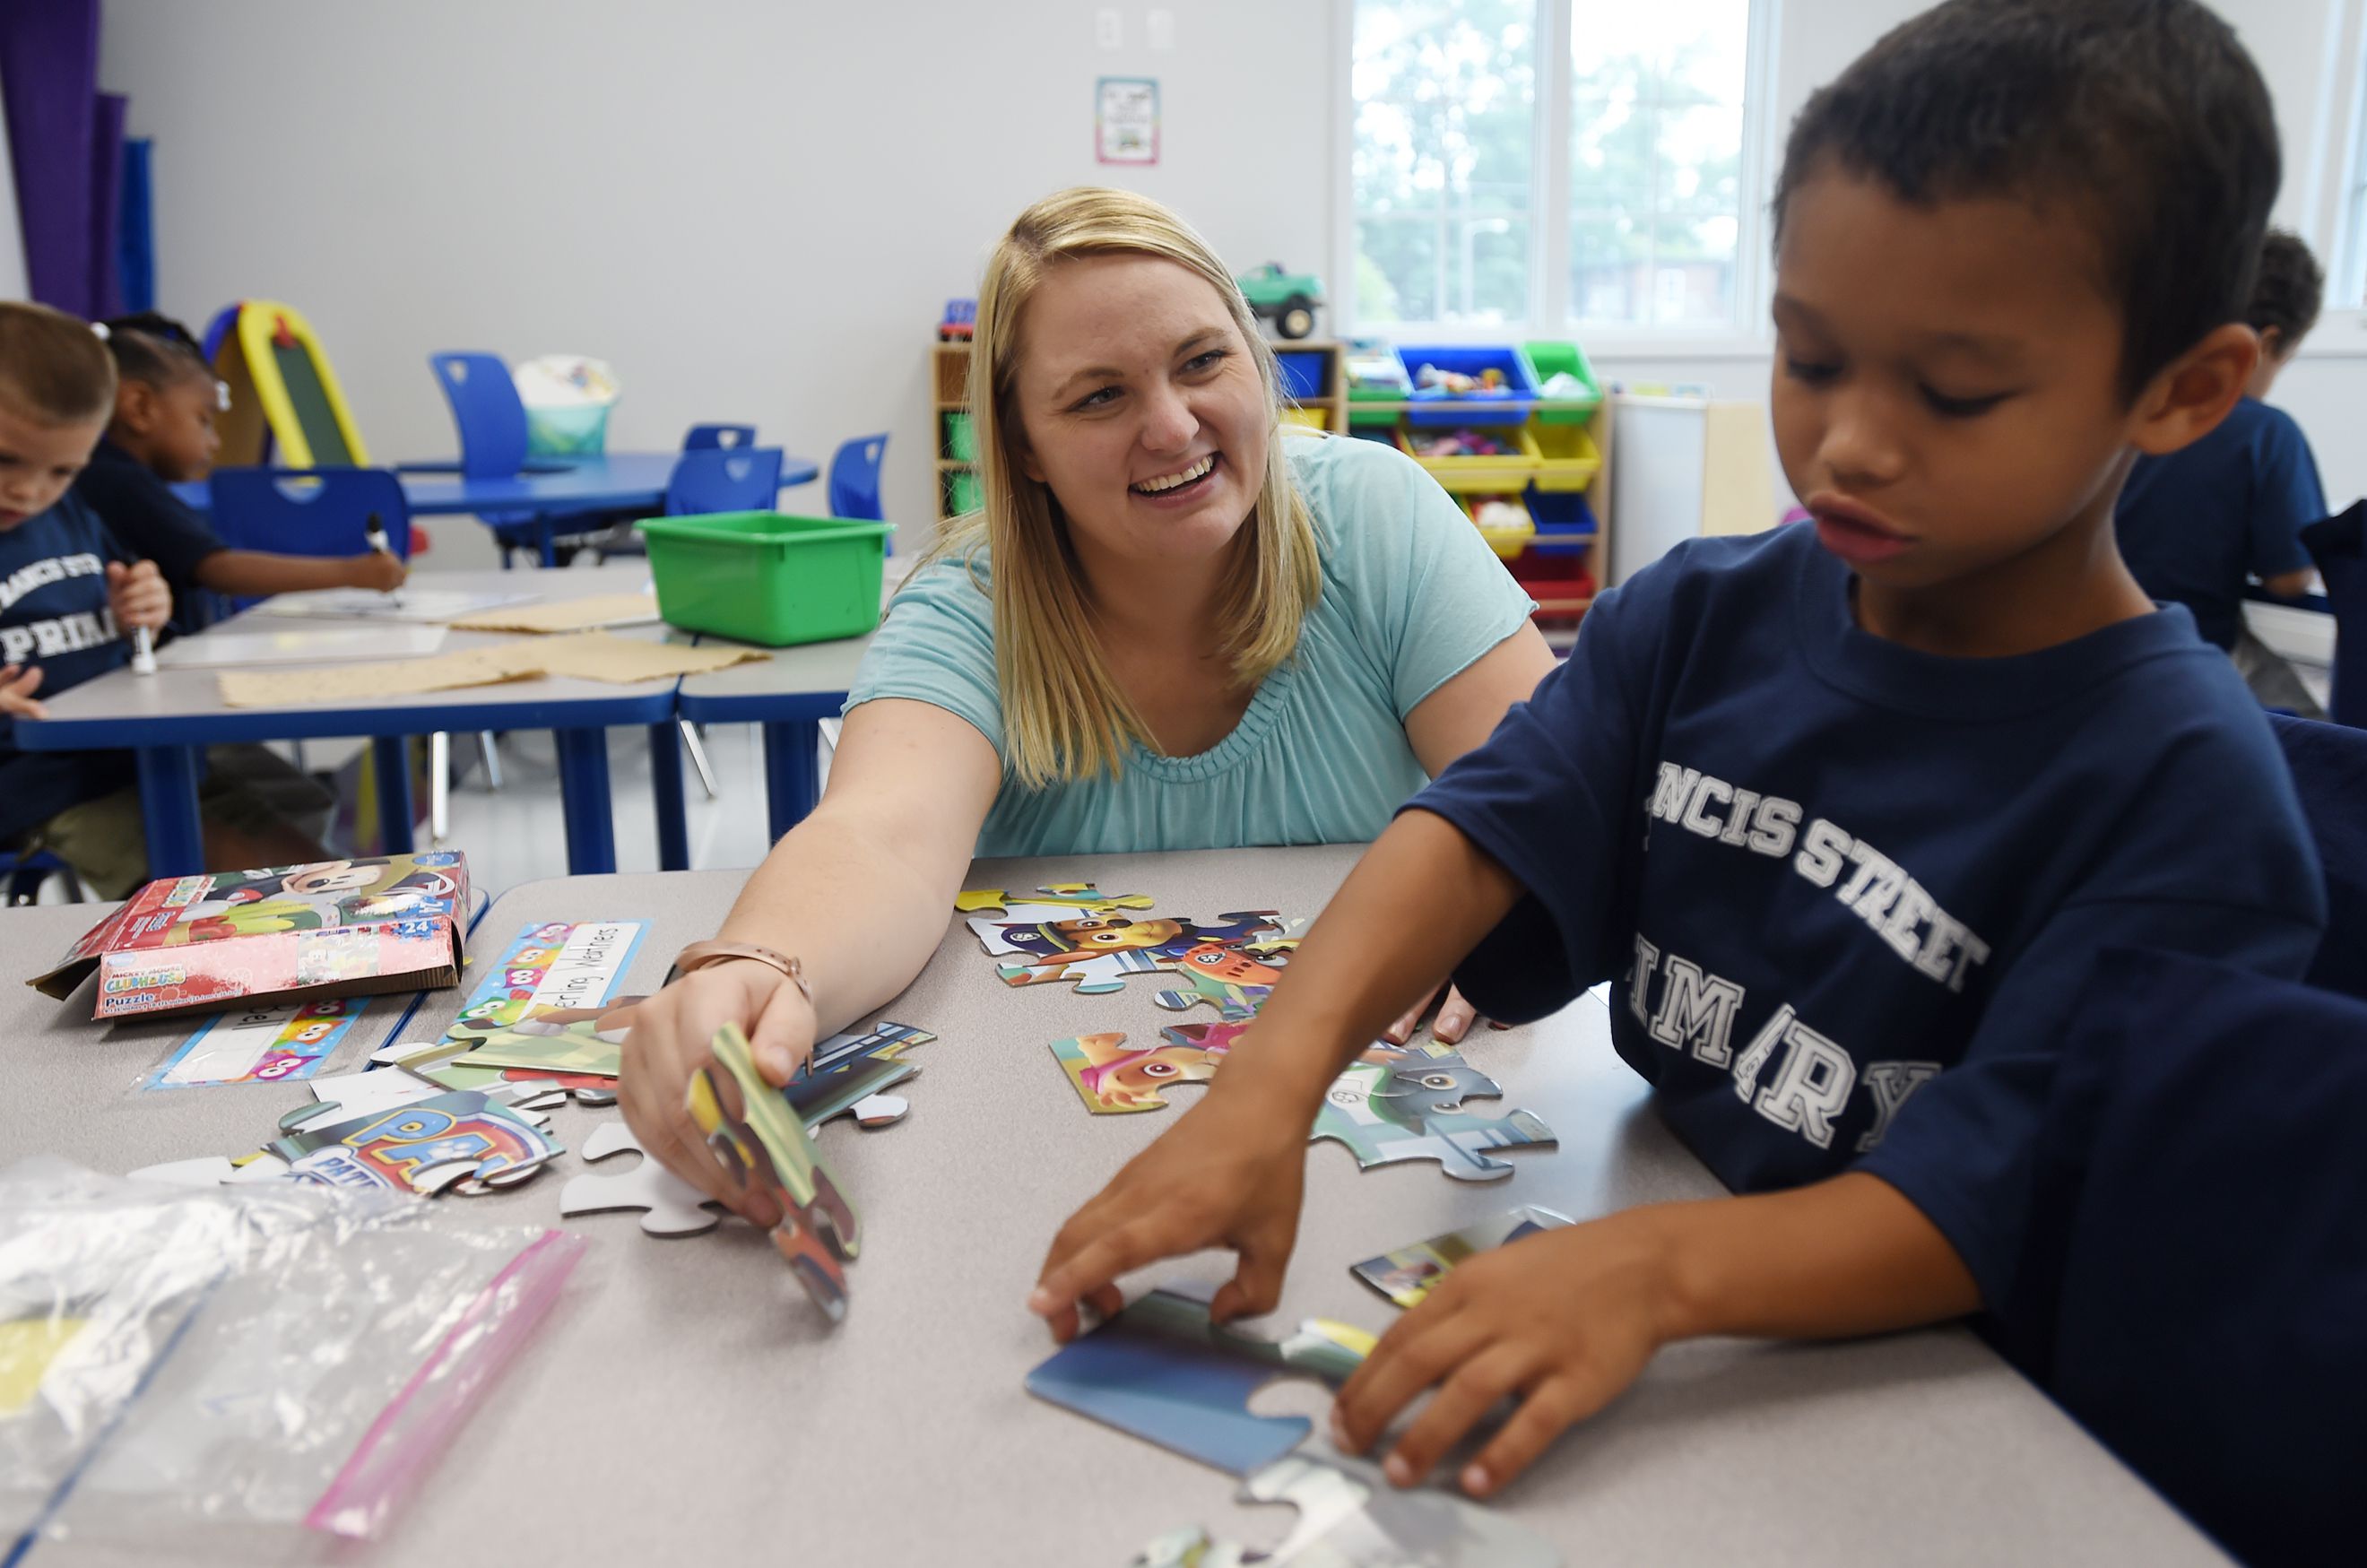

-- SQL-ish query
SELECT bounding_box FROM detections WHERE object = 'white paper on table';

[249,587,541,623]
[156,626,448,668]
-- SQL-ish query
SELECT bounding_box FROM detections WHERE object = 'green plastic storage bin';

[946,468,982,515]
[942,411,976,461]
[637,510,892,647]
[1520,341,1605,424]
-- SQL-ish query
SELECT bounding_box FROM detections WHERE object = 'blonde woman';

[619,188,1555,1217]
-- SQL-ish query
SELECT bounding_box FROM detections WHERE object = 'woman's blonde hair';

[930,186,1322,789]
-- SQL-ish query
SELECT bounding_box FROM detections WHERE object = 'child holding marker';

[1033,0,2326,1499]
[0,301,334,895]
[74,311,406,626]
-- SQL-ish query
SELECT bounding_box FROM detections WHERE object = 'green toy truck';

[1236,263,1324,340]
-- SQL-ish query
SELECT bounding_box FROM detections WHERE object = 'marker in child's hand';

[363,513,403,605]
[130,626,158,676]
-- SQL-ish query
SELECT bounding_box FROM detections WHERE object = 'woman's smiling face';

[1010,253,1270,577]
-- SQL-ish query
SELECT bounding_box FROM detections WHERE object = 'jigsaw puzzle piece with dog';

[1313,1061,1556,1182]
[787,1019,935,1131]
[1129,1447,1562,1566]
[984,911,1287,1001]
[688,1023,860,1322]
[1027,1287,1373,1475]
[958,884,1157,956]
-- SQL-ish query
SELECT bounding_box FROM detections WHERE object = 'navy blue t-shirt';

[1411,524,2327,1308]
[72,438,224,589]
[2115,397,2325,649]
[0,494,139,841]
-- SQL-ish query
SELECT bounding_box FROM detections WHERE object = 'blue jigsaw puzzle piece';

[1026,1289,1370,1476]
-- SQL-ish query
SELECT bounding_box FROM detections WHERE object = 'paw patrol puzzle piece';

[559,1120,724,1236]
[1026,1287,1373,1476]
[785,1019,935,1131]
[687,1023,860,1323]
[1130,1447,1561,1567]
[1349,1206,1574,1310]
[1049,1022,1251,1113]
[957,881,1156,936]
[1367,1043,1506,1114]
[266,1087,565,1195]
[1313,1063,1556,1182]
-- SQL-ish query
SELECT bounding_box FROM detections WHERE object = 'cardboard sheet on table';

[530,632,768,684]
[158,625,447,669]
[447,592,663,633]
[216,641,547,706]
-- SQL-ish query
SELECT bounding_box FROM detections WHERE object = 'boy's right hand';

[616,957,819,1227]
[353,550,409,593]
[1,663,46,720]
[1030,1076,1314,1343]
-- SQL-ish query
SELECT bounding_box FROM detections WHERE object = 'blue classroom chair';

[664,446,784,515]
[0,849,83,906]
[684,423,758,451]
[426,351,619,568]
[827,434,889,550]
[208,467,413,613]
[2300,501,2364,729]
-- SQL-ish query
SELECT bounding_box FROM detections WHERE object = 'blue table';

[11,567,681,879]
[674,629,876,843]
[174,452,823,567]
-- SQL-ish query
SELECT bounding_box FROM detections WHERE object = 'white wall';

[98,0,1330,565]
[96,0,2367,550]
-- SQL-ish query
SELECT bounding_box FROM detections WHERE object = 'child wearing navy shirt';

[74,313,405,628]
[2116,231,2329,716]
[0,302,335,896]
[1032,0,2327,1500]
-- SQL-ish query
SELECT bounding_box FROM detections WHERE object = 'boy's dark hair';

[100,311,212,390]
[1773,0,2280,402]
[2247,230,2322,351]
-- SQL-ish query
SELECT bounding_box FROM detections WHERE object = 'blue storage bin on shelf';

[1275,350,1329,402]
[1399,344,1538,428]
[1523,487,1598,550]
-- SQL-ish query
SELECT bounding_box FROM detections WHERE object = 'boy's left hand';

[1329,1210,1675,1498]
[105,559,171,632]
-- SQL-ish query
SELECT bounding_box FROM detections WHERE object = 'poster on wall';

[1097,77,1159,165]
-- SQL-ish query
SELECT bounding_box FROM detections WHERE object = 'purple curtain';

[0,0,117,317]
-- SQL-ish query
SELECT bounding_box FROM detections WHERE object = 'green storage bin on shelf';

[1521,341,1604,424]
[942,411,977,461]
[945,467,982,515]
[637,511,892,647]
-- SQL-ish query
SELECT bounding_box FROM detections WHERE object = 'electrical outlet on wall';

[1096,7,1122,48]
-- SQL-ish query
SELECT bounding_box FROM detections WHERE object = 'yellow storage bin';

[1396,423,1542,492]
[1281,406,1330,432]
[1531,421,1603,492]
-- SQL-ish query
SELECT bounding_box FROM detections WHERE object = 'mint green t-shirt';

[844,430,1536,856]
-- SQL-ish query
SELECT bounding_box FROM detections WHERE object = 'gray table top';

[13,567,684,742]
[0,849,2223,1566]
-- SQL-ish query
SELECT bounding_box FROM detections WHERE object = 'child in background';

[0,301,337,897]
[1031,0,2324,1499]
[2115,230,2329,716]
[75,312,405,628]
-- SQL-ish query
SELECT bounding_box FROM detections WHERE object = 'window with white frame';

[1350,0,1765,336]
[2337,40,2367,310]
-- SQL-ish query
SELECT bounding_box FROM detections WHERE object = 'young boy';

[0,301,336,897]
[1030,0,2326,1499]
[75,313,405,626]
[2116,231,2330,716]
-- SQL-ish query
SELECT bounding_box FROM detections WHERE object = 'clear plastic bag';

[0,1157,581,1554]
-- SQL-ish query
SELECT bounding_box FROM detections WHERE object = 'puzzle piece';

[687,1024,859,1322]
[1349,1206,1574,1309]
[980,909,1281,970]
[1367,1043,1505,1114]
[1027,1287,1373,1476]
[1314,1063,1555,1182]
[559,1120,725,1235]
[1051,1028,1487,1119]
[786,1019,934,1132]
[956,882,1156,921]
[1131,1447,1561,1566]
[266,1088,565,1195]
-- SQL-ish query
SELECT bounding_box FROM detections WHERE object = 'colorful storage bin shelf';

[941,411,976,462]
[637,511,892,647]
[1396,423,1543,491]
[1346,343,1411,429]
[1274,350,1330,402]
[1281,406,1330,432]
